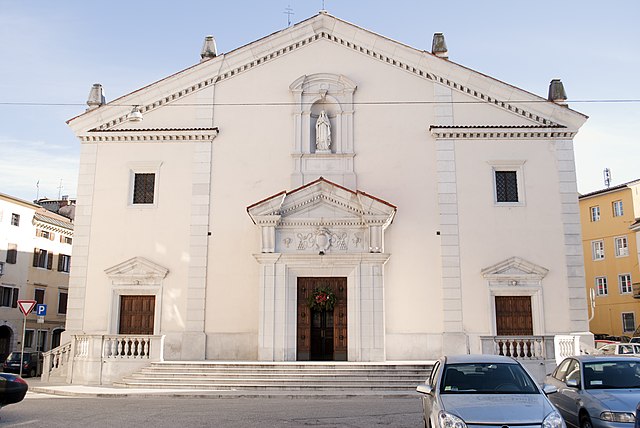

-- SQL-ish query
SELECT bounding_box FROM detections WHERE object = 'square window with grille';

[495,171,519,203]
[133,173,155,204]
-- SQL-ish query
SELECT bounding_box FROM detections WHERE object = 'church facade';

[65,13,589,376]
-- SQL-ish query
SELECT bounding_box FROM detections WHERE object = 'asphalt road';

[0,393,424,427]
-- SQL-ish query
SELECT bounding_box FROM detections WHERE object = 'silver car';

[544,355,640,427]
[417,354,564,428]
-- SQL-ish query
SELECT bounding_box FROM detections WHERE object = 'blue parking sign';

[36,304,47,316]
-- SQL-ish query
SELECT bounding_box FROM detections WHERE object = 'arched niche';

[289,74,358,188]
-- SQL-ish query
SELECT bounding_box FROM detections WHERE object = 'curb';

[28,386,420,400]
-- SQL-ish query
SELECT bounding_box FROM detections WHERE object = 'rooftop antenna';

[57,179,63,200]
[36,180,40,202]
[284,5,294,26]
[604,168,611,189]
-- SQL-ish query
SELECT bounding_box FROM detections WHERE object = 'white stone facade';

[66,12,589,374]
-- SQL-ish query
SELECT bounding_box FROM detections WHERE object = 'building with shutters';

[579,180,640,337]
[0,192,71,361]
[60,12,590,384]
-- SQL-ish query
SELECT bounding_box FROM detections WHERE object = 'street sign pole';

[16,300,37,377]
[20,314,26,376]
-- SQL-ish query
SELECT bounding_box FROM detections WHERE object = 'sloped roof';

[33,209,74,231]
[578,179,640,199]
[68,12,587,135]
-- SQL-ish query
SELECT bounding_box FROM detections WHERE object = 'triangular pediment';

[68,13,586,135]
[481,257,548,281]
[105,256,169,285]
[247,177,396,228]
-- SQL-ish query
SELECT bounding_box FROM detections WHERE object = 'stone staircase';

[114,362,433,395]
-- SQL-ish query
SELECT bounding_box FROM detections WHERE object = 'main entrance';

[297,277,347,361]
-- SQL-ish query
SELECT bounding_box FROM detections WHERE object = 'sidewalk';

[24,377,418,399]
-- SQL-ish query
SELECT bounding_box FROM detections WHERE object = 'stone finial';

[432,33,448,59]
[200,35,217,61]
[86,83,105,111]
[548,79,568,106]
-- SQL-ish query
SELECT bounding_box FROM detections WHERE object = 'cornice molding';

[79,129,219,143]
[33,220,73,235]
[430,128,576,140]
[254,252,391,265]
[280,193,365,217]
[94,28,560,131]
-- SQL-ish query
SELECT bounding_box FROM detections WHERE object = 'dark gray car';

[544,355,640,427]
[417,354,564,428]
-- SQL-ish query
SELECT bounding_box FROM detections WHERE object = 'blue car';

[544,355,640,427]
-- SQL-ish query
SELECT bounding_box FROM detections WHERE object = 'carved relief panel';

[278,227,365,254]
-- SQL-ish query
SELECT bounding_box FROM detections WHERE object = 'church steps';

[114,362,433,393]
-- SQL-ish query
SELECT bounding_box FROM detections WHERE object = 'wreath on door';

[307,285,337,311]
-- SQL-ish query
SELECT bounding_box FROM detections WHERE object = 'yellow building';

[579,180,640,337]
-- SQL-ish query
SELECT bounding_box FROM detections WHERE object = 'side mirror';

[565,379,579,388]
[416,384,433,395]
[542,384,558,395]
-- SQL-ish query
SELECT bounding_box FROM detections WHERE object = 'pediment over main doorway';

[247,177,396,254]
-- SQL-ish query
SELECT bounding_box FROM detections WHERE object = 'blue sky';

[1,1,638,201]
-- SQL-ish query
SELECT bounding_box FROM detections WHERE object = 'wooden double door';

[297,277,347,361]
[495,296,533,336]
[119,295,155,335]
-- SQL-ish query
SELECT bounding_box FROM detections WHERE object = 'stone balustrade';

[42,342,72,382]
[480,335,552,360]
[42,334,164,385]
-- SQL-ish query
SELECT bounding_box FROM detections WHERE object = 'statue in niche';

[315,110,332,152]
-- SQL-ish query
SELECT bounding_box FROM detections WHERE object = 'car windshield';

[5,352,28,362]
[584,361,640,389]
[440,363,539,394]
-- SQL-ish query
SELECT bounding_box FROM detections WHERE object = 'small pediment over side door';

[105,257,169,286]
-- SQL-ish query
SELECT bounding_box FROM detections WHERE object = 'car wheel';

[29,368,36,378]
[580,414,593,428]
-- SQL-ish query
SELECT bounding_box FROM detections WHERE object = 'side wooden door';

[119,295,155,335]
[495,296,533,336]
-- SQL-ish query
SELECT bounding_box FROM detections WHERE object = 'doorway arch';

[0,325,13,362]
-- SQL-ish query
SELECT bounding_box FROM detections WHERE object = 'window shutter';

[33,249,39,267]
[57,255,63,271]
[59,292,68,314]
[11,289,18,308]
[47,254,53,270]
